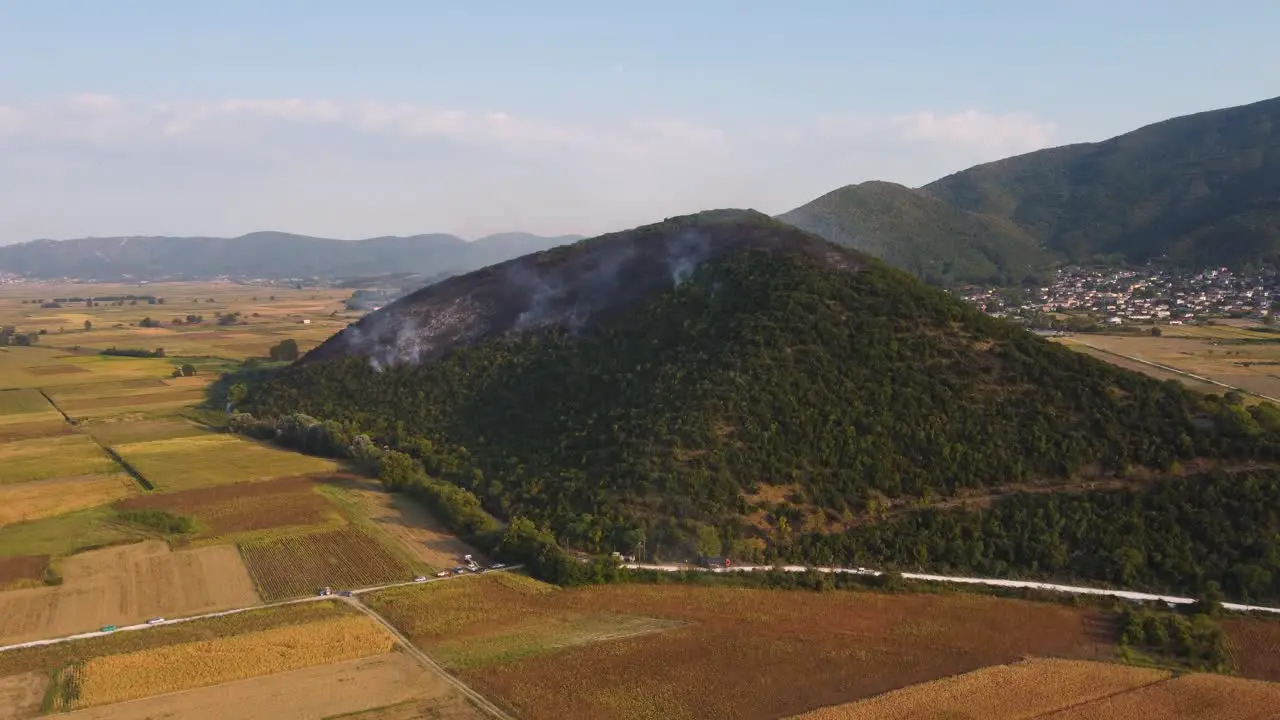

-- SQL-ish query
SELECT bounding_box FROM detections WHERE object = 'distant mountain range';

[780,95,1280,285]
[0,231,584,281]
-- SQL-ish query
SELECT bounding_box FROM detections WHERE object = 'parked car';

[490,562,506,569]
[100,625,117,632]
[413,576,427,583]
[435,570,450,578]
[146,617,165,625]
[338,590,354,597]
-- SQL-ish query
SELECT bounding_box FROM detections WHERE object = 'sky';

[1,1,1277,244]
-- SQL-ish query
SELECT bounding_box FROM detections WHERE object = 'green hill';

[248,211,1280,601]
[924,95,1280,268]
[776,181,1052,285]
[781,95,1280,282]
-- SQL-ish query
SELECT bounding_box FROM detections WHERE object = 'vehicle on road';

[435,570,449,577]
[146,617,165,625]
[317,587,332,596]
[338,590,354,597]
[490,562,506,569]
[100,625,116,632]
[413,576,427,583]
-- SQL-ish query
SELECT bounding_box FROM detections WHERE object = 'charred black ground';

[300,209,855,367]
[253,210,1280,602]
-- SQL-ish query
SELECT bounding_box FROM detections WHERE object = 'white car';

[435,570,449,578]
[490,562,506,569]
[146,617,165,625]
[413,576,427,583]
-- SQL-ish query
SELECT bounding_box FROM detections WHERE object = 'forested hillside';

[781,95,1280,282]
[248,213,1280,599]
[776,181,1052,286]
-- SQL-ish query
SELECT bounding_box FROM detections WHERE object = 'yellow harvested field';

[70,615,395,709]
[1044,673,1280,719]
[0,671,48,720]
[111,433,341,490]
[1060,334,1280,400]
[58,652,487,720]
[0,474,136,527]
[786,659,1170,720]
[0,540,260,645]
[0,348,177,390]
[0,434,120,485]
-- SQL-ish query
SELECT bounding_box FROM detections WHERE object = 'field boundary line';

[93,440,155,491]
[1025,674,1177,719]
[344,597,515,720]
[37,388,76,425]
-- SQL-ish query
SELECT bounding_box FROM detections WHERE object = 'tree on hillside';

[1150,326,1163,337]
[84,320,93,331]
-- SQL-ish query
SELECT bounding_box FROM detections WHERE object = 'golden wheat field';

[1045,673,1280,719]
[0,474,136,527]
[786,659,1171,720]
[70,615,395,710]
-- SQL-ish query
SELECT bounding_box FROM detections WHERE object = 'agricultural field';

[1046,673,1280,719]
[0,474,136,528]
[56,653,488,720]
[1223,618,1280,681]
[0,347,182,391]
[0,434,122,485]
[321,476,484,570]
[110,433,341,491]
[0,556,48,591]
[82,417,210,445]
[0,281,355,364]
[786,659,1171,719]
[0,505,149,560]
[0,672,46,720]
[115,475,344,540]
[0,389,56,416]
[239,526,418,601]
[1058,331,1280,400]
[0,540,259,645]
[366,575,1124,720]
[60,615,394,710]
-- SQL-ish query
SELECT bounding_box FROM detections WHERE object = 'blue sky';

[1,1,1277,243]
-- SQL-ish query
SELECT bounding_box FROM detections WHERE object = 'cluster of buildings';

[959,266,1280,326]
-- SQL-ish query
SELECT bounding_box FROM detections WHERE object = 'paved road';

[0,564,521,653]
[622,562,1280,615]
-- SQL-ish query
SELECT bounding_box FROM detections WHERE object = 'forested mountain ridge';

[249,211,1280,600]
[0,230,584,280]
[775,180,1052,286]
[924,95,1280,268]
[782,95,1280,282]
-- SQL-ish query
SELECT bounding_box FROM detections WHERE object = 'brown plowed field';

[57,653,487,720]
[239,527,415,600]
[368,575,1122,720]
[0,540,259,644]
[786,659,1170,719]
[336,476,483,569]
[0,555,48,589]
[116,475,340,538]
[1043,673,1280,719]
[0,474,136,528]
[1223,618,1280,681]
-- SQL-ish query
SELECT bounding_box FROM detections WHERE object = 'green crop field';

[111,433,342,491]
[86,418,212,445]
[0,389,55,416]
[0,434,122,485]
[0,504,148,559]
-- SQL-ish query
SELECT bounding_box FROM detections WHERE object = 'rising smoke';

[345,224,719,371]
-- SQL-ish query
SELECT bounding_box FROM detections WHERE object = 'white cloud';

[891,110,1057,155]
[0,94,1058,242]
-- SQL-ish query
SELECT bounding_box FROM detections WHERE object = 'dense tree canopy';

[249,229,1280,587]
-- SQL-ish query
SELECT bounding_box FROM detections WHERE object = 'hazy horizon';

[2,1,1278,245]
